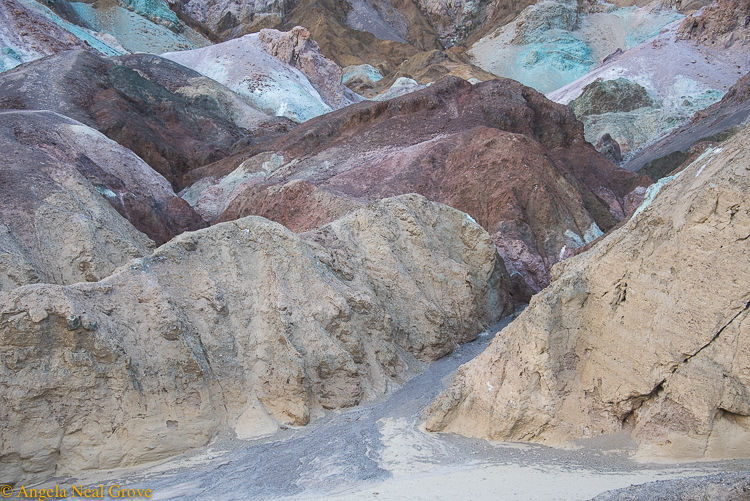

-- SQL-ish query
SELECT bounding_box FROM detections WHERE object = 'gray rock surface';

[590,472,750,501]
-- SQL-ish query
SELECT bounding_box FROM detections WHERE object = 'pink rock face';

[188,76,651,292]
[1,110,206,245]
[0,50,291,192]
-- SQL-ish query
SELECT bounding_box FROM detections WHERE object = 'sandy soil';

[33,316,750,501]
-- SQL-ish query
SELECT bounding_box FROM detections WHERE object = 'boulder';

[569,78,658,117]
[595,133,623,163]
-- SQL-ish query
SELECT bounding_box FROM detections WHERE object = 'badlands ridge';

[0,0,749,497]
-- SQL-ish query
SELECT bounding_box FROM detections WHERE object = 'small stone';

[28,307,48,323]
[81,316,98,331]
[66,315,80,330]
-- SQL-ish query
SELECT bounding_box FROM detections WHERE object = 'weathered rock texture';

[591,472,750,501]
[44,0,211,54]
[548,17,750,160]
[0,0,91,73]
[677,0,750,49]
[0,111,158,291]
[569,78,658,117]
[626,72,750,176]
[568,78,662,158]
[283,0,423,73]
[257,27,353,110]
[186,76,650,292]
[469,0,685,94]
[162,28,363,123]
[178,0,285,38]
[595,133,623,163]
[413,0,497,47]
[359,48,497,99]
[168,0,530,70]
[425,125,750,460]
[0,0,213,74]
[0,194,513,484]
[0,50,289,191]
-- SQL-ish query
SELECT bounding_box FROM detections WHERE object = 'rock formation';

[47,0,212,54]
[412,0,498,47]
[162,28,364,123]
[548,14,750,160]
[626,72,750,177]
[677,0,750,49]
[0,0,93,73]
[0,111,159,290]
[569,78,658,118]
[425,125,750,460]
[0,0,210,73]
[177,0,285,39]
[568,78,661,158]
[184,76,650,293]
[358,49,497,99]
[0,194,513,484]
[468,0,685,93]
[283,0,423,74]
[595,133,623,163]
[257,27,355,110]
[0,50,289,190]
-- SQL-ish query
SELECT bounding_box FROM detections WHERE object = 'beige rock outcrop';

[0,194,513,484]
[425,126,750,459]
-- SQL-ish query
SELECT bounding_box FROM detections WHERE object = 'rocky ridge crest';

[0,194,513,484]
[186,76,651,292]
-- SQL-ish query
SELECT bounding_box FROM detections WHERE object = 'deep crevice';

[684,298,750,365]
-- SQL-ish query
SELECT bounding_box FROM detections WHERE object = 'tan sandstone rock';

[425,126,750,459]
[0,194,513,484]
